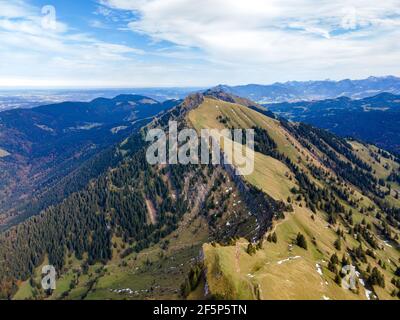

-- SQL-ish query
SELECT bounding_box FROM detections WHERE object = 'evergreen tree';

[296,233,308,250]
[334,238,342,251]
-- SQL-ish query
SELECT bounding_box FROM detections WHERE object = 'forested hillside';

[265,93,400,154]
[0,95,179,229]
[0,91,399,300]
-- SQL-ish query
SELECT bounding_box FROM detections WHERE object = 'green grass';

[188,98,297,201]
[202,202,395,300]
[350,141,399,180]
[190,98,400,300]
[13,281,34,300]
[70,216,208,300]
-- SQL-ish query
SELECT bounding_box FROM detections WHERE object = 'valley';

[265,93,400,154]
[0,95,180,230]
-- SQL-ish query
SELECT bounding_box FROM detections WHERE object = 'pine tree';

[247,243,257,256]
[334,238,342,251]
[296,233,308,250]
[330,253,339,265]
[335,274,342,286]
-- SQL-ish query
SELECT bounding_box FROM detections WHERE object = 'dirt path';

[145,199,157,225]
[235,240,249,273]
[270,211,290,235]
[235,243,241,273]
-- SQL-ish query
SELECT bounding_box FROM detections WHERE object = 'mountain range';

[218,76,400,103]
[0,90,398,300]
[264,93,400,154]
[0,88,198,112]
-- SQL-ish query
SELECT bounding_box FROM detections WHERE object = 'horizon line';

[0,75,399,91]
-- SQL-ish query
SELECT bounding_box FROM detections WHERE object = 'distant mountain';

[264,92,400,154]
[218,76,400,103]
[0,95,180,228]
[0,88,199,112]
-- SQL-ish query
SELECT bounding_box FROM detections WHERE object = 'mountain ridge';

[0,91,398,300]
[216,76,400,103]
[264,92,400,154]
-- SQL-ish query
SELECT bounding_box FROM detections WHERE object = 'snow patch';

[365,289,373,300]
[277,256,301,265]
[383,241,393,248]
[316,264,323,276]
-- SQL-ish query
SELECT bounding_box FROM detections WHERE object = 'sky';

[0,0,399,88]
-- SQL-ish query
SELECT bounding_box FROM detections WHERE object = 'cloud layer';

[0,0,149,87]
[1,0,399,87]
[100,0,400,82]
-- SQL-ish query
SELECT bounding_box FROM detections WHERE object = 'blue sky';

[0,0,399,88]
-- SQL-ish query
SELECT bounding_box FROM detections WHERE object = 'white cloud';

[89,19,109,29]
[0,0,148,87]
[99,0,400,84]
[0,0,35,18]
[0,0,399,87]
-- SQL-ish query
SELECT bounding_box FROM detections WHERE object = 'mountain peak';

[203,87,259,108]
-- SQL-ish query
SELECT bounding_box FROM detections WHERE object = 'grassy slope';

[349,141,399,180]
[189,98,400,300]
[350,140,400,208]
[13,96,400,301]
[203,205,370,300]
[188,98,297,201]
[14,212,210,300]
